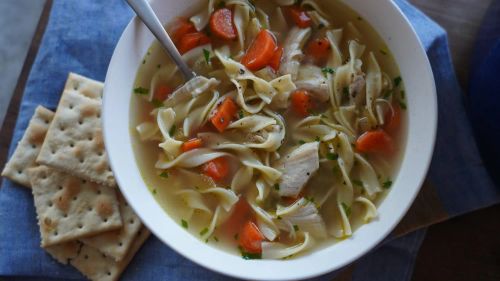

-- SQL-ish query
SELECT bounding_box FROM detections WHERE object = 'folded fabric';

[1,0,498,281]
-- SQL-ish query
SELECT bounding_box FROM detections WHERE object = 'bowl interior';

[103,0,436,280]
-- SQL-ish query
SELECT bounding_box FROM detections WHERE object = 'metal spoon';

[126,0,196,80]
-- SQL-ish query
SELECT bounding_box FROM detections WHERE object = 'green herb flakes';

[151,99,163,108]
[394,76,402,87]
[159,171,169,178]
[341,203,351,217]
[152,189,157,195]
[181,219,188,229]
[203,48,211,64]
[400,90,406,99]
[241,252,261,260]
[274,183,280,191]
[315,136,321,142]
[217,1,226,8]
[398,100,407,110]
[382,179,393,189]
[383,89,393,99]
[238,110,244,119]
[133,87,149,95]
[199,227,209,236]
[213,236,219,242]
[298,140,306,145]
[342,87,349,99]
[293,225,299,231]
[352,179,364,187]
[169,125,176,136]
[321,67,334,77]
[326,152,338,160]
[379,48,388,55]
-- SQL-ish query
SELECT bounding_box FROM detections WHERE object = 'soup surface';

[131,0,407,259]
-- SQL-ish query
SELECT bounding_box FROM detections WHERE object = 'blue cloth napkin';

[0,0,497,280]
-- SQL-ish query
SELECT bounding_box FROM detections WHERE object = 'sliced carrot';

[283,5,312,28]
[355,130,394,154]
[291,90,312,117]
[269,46,283,71]
[240,30,277,71]
[383,103,402,135]
[170,19,196,44]
[181,138,203,152]
[202,157,229,181]
[154,85,174,101]
[239,221,264,254]
[221,198,253,235]
[210,98,238,132]
[209,8,237,40]
[306,37,331,64]
[178,32,211,54]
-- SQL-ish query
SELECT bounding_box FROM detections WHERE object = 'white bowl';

[103,0,437,280]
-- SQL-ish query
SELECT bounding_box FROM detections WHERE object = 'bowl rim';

[102,0,437,280]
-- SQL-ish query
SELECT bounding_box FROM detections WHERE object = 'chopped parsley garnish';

[305,196,315,203]
[357,16,363,21]
[341,203,351,217]
[217,1,226,8]
[133,87,149,95]
[199,227,209,236]
[398,100,407,110]
[238,110,244,119]
[151,98,163,108]
[317,23,325,29]
[242,252,261,260]
[342,87,349,99]
[203,48,211,64]
[400,90,406,99]
[352,179,364,187]
[277,215,282,220]
[169,125,176,136]
[159,171,169,178]
[293,225,299,231]
[315,136,321,142]
[181,219,188,229]
[274,183,280,191]
[152,189,157,195]
[379,48,388,55]
[239,246,261,260]
[383,89,393,99]
[157,64,161,69]
[142,59,146,64]
[326,152,338,160]
[382,179,393,189]
[394,76,402,87]
[298,140,306,145]
[213,236,219,242]
[321,67,335,77]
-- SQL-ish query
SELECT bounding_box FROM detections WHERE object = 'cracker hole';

[51,150,56,155]
[48,202,53,207]
[69,104,74,109]
[97,190,101,195]
[87,207,92,212]
[58,186,63,190]
[107,272,111,276]
[31,144,36,149]
[84,255,88,259]
[69,142,75,148]
[54,231,58,236]
[44,119,49,125]
[129,219,134,224]
[17,170,22,174]
[78,224,83,229]
[79,158,84,163]
[73,83,79,90]
[88,136,93,141]
[102,253,106,258]
[103,218,108,223]
[60,126,65,132]
[73,196,78,201]
[97,113,101,118]
[81,179,87,184]
[78,119,83,125]
[63,214,68,218]
[97,151,103,156]
[118,242,123,247]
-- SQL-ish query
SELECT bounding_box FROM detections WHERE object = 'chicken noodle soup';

[131,0,407,259]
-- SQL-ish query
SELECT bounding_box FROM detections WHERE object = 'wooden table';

[0,1,498,280]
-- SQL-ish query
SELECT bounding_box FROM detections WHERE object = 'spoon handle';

[126,0,196,80]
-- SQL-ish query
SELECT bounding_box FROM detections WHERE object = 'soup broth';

[131,0,407,259]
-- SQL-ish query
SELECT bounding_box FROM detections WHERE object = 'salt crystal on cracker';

[36,73,115,186]
[80,193,143,261]
[1,106,54,187]
[28,165,122,247]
